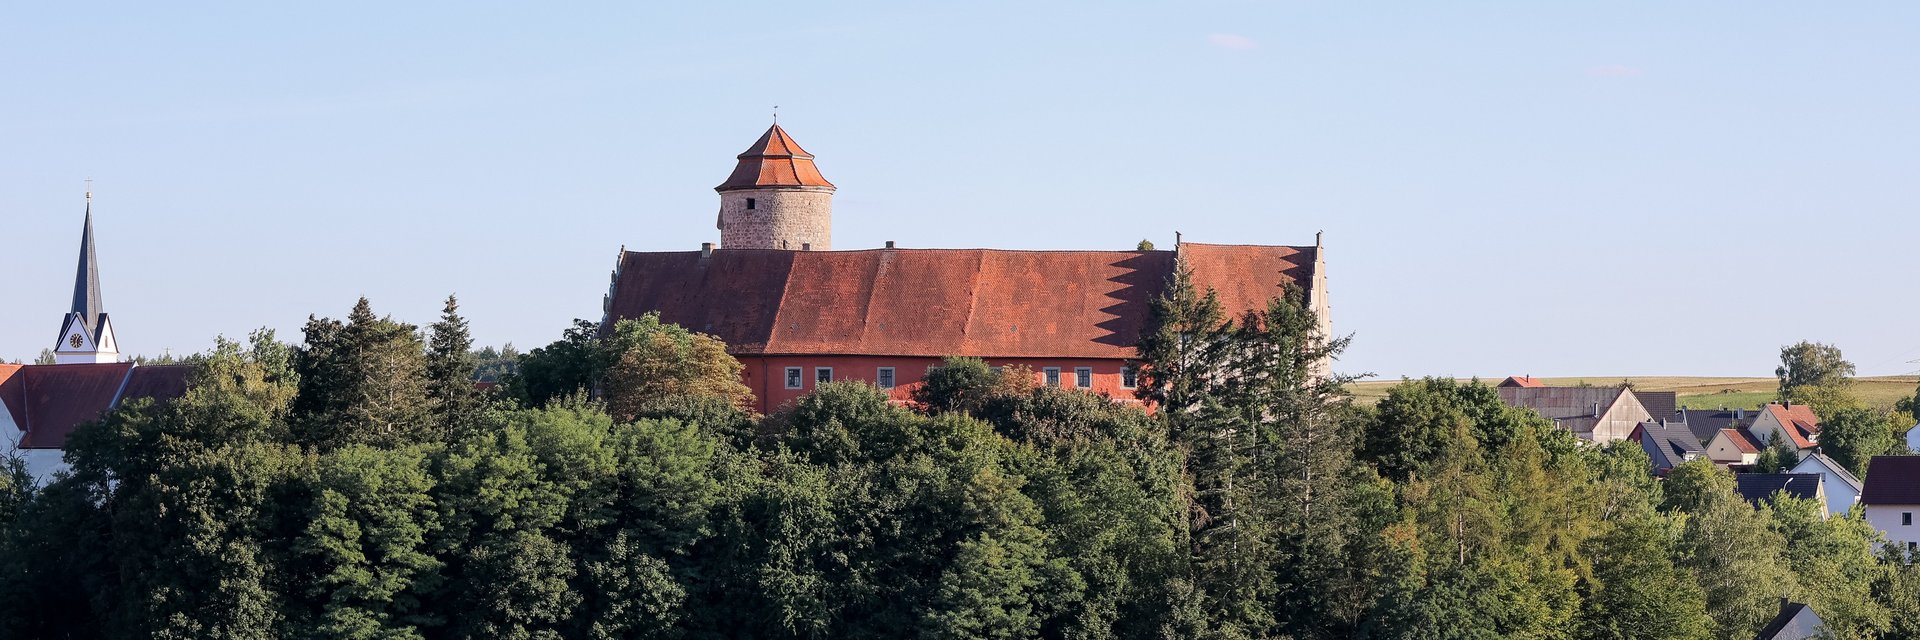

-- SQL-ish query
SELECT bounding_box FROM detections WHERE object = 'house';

[602,124,1332,414]
[1635,391,1678,422]
[1705,428,1763,466]
[1749,402,1821,459]
[1,199,190,481]
[1674,407,1756,443]
[1630,420,1704,475]
[1789,452,1863,517]
[1733,473,1827,515]
[1497,376,1545,388]
[1496,386,1655,444]
[1754,599,1825,640]
[1861,456,1920,553]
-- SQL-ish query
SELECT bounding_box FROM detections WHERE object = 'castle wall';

[718,188,833,250]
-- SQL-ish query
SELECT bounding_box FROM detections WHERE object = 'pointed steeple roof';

[69,201,107,339]
[715,123,835,191]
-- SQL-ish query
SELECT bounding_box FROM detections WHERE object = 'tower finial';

[85,178,92,203]
[772,105,779,124]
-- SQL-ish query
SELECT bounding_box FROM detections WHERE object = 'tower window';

[746,198,756,210]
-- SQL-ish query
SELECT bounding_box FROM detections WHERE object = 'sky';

[3,2,1917,379]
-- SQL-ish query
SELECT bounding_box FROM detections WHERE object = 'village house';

[2,199,189,481]
[1755,599,1825,640]
[1861,456,1920,553]
[1733,473,1827,516]
[1630,419,1704,475]
[1749,401,1822,457]
[1789,452,1863,517]
[1495,384,1654,444]
[601,124,1331,414]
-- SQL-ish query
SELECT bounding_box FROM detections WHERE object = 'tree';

[1767,495,1891,638]
[293,298,437,449]
[1751,432,1801,474]
[1675,483,1793,639]
[1134,256,1227,426]
[290,445,443,638]
[427,294,481,428]
[507,319,603,409]
[1136,239,1155,251]
[1818,407,1899,477]
[601,313,753,422]
[1775,341,1857,413]
[33,349,54,365]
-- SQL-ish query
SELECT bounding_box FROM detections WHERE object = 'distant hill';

[1348,375,1920,412]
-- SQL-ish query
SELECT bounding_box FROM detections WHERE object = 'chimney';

[1593,401,1602,418]
[700,242,713,257]
[885,240,895,249]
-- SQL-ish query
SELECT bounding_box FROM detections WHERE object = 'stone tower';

[53,195,119,364]
[716,123,834,250]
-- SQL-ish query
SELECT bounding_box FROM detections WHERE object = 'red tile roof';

[715,124,835,191]
[1763,402,1822,449]
[0,363,192,449]
[605,243,1316,359]
[1861,456,1920,505]
[1498,376,1546,388]
[1721,428,1761,454]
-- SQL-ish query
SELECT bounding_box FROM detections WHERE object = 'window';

[1906,513,1913,526]
[746,198,756,210]
[877,367,896,389]
[784,367,803,390]
[1043,367,1061,386]
[1075,367,1092,388]
[815,367,833,384]
[1910,541,1917,551]
[1121,366,1137,388]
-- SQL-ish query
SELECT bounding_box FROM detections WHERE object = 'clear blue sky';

[4,2,1917,378]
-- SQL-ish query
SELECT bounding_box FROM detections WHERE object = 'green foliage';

[294,298,437,449]
[33,348,55,365]
[1752,432,1801,474]
[1820,407,1901,477]
[1776,340,1859,414]
[506,319,603,409]
[428,294,482,428]
[601,313,753,422]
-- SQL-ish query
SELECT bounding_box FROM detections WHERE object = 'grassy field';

[1348,375,1920,411]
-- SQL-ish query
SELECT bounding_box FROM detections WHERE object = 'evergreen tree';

[293,298,437,449]
[427,294,481,429]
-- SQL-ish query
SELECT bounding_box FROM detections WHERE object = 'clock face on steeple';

[69,333,84,348]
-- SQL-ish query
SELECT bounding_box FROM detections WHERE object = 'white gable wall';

[0,402,73,485]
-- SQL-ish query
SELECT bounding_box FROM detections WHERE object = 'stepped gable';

[716,123,835,191]
[605,243,1315,358]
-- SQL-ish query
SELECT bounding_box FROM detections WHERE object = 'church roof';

[604,243,1317,359]
[0,363,190,449]
[64,204,108,341]
[715,124,836,191]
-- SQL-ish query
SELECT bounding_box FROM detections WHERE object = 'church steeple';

[53,193,118,364]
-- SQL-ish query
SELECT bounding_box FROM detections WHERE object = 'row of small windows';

[786,366,896,390]
[782,365,1135,391]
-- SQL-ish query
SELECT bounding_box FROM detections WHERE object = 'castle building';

[2,197,188,481]
[605,123,1330,414]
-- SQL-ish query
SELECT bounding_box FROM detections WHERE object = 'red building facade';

[601,124,1330,414]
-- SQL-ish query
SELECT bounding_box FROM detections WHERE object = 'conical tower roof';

[71,202,105,336]
[715,123,835,191]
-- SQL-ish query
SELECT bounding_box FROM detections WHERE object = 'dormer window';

[746,198,757,210]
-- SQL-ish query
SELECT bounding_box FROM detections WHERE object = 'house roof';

[1675,408,1756,444]
[604,243,1317,359]
[1717,428,1762,454]
[0,363,190,449]
[1635,391,1678,421]
[1498,376,1546,388]
[1791,452,1863,494]
[1733,473,1823,507]
[715,123,836,191]
[1755,600,1823,640]
[1495,386,1631,434]
[1861,456,1920,505]
[1635,420,1704,460]
[1762,402,1822,449]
